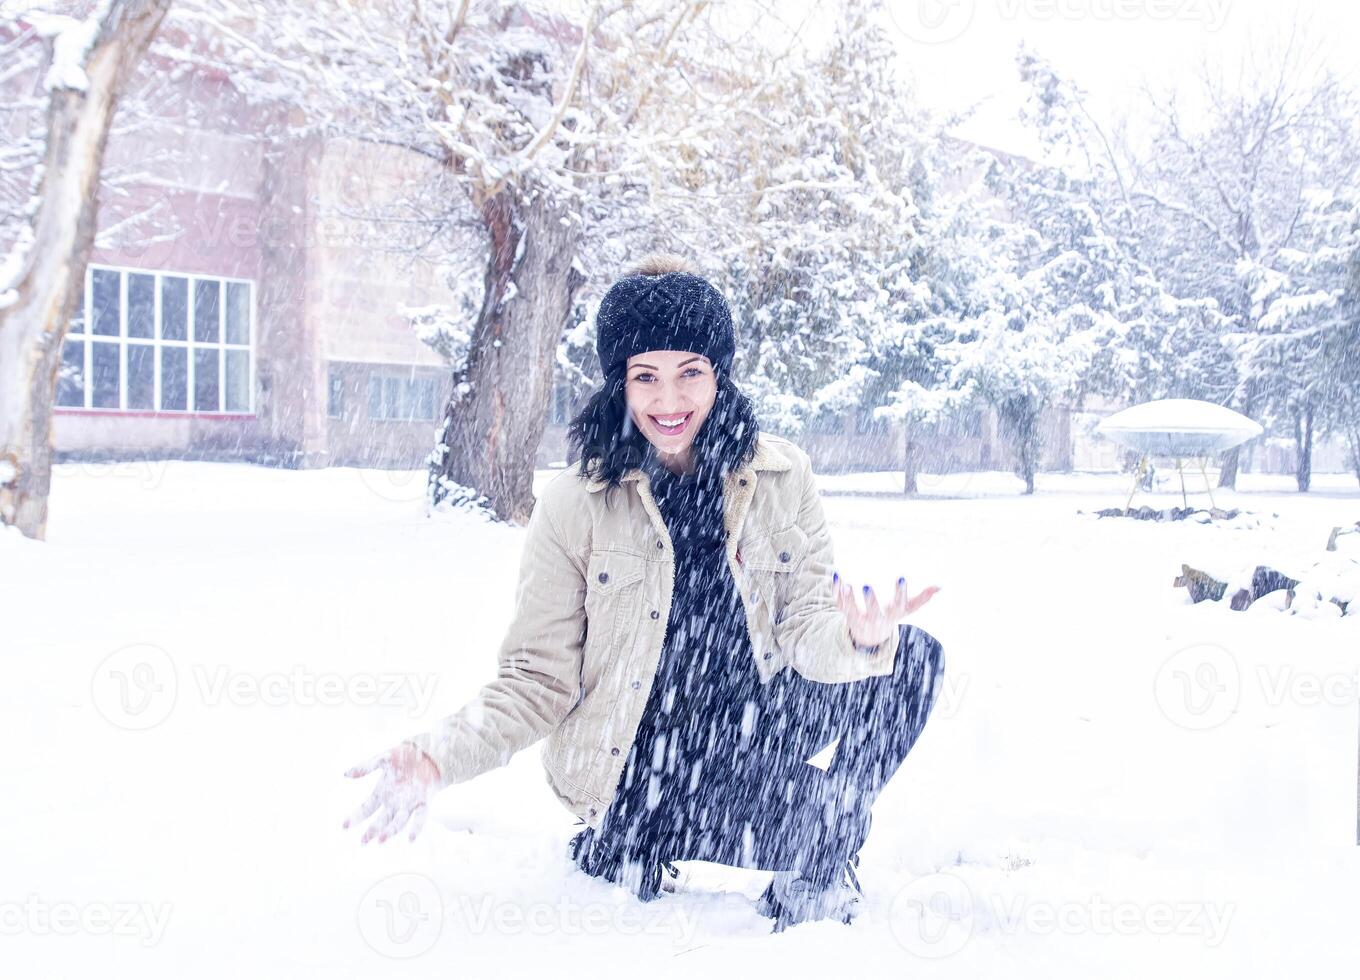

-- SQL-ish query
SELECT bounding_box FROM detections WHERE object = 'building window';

[56,265,254,414]
[328,369,345,418]
[368,370,437,421]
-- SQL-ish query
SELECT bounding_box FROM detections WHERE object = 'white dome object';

[1096,399,1264,455]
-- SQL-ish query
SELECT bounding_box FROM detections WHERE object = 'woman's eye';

[630,368,702,383]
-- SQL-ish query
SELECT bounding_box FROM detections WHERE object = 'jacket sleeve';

[403,483,587,789]
[776,448,899,684]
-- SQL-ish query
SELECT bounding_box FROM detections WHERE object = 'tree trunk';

[1218,445,1241,489]
[1000,397,1039,495]
[429,189,584,523]
[1218,383,1256,491]
[1017,403,1038,495]
[901,418,920,495]
[1295,404,1314,493]
[0,0,171,540]
[1347,422,1360,491]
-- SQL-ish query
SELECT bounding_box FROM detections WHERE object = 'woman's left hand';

[832,572,940,648]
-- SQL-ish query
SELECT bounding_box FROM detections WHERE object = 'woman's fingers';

[348,788,428,844]
[894,577,909,611]
[361,804,397,844]
[905,585,941,614]
[405,803,428,842]
[862,584,882,621]
[343,744,435,844]
[343,787,385,830]
[832,573,849,613]
[835,573,941,635]
[883,579,939,618]
[839,581,859,625]
[344,749,391,779]
[374,802,411,843]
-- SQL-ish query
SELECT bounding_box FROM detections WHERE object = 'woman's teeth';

[651,413,690,433]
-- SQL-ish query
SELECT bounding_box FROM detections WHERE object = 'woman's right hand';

[342,742,442,844]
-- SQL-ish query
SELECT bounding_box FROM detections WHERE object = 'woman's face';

[624,350,717,465]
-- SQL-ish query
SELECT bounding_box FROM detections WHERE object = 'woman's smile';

[648,411,693,436]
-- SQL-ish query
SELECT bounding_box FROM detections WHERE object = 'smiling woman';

[623,350,716,473]
[563,253,763,501]
[344,251,945,934]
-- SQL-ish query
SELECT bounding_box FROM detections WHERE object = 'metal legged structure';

[1196,456,1217,509]
[1124,454,1218,511]
[1124,454,1150,510]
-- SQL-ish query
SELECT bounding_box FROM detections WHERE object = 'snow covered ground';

[3,459,1359,978]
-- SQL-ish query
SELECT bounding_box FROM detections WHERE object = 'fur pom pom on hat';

[594,253,736,381]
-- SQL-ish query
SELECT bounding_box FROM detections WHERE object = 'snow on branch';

[25,6,107,93]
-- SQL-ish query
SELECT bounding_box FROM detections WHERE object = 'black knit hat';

[595,269,736,382]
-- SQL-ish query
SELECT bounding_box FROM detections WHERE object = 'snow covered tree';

[200,0,792,523]
[868,134,1014,493]
[1012,46,1239,411]
[864,140,975,494]
[1004,36,1358,494]
[1249,177,1360,490]
[1127,25,1353,489]
[414,0,840,521]
[931,158,1102,496]
[0,0,171,540]
[680,0,945,469]
[933,62,1175,496]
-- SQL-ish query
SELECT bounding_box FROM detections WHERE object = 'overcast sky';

[912,0,1351,155]
[759,0,1358,161]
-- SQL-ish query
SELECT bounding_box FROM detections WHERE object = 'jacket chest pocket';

[737,523,809,621]
[583,550,647,682]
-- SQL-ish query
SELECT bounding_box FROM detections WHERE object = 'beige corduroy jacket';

[405,431,899,830]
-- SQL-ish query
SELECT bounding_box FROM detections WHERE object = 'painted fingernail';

[832,572,839,584]
[898,576,906,585]
[863,585,870,595]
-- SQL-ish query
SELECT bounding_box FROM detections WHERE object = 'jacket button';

[650,610,659,620]
[739,478,747,486]
[631,680,641,689]
[656,541,664,550]
[779,551,790,563]
[598,572,609,583]
[763,651,773,660]
[588,807,597,817]
[610,746,620,756]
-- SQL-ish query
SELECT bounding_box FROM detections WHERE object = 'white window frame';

[58,263,256,416]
